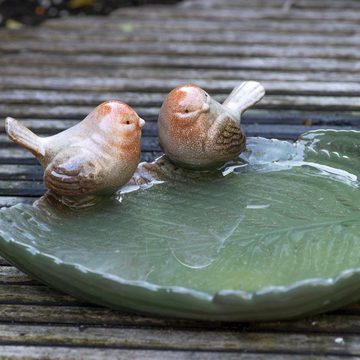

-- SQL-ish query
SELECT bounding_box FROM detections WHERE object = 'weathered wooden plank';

[0,164,42,179]
[0,304,229,328]
[2,79,360,97]
[8,28,359,47]
[43,19,360,36]
[0,267,34,285]
[2,32,359,63]
[1,302,360,335]
[112,6,360,23]
[2,40,360,60]
[0,11,357,38]
[3,25,358,46]
[1,53,359,73]
[40,15,360,35]
[0,347,341,360]
[184,0,360,9]
[0,257,10,266]
[0,323,357,354]
[252,315,360,335]
[0,284,82,305]
[31,22,360,41]
[3,66,360,84]
[0,181,44,196]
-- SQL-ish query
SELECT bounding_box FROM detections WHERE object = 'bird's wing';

[44,148,105,196]
[206,115,246,157]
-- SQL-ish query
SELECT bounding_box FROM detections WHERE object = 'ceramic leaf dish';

[1,129,360,321]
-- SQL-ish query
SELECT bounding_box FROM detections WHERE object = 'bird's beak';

[201,102,210,113]
[139,118,146,128]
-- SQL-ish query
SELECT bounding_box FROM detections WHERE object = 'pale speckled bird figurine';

[158,81,265,170]
[5,101,145,199]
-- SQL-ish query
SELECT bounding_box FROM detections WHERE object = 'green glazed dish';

[1,129,360,321]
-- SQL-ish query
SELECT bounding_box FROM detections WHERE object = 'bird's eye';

[185,109,189,113]
[126,121,130,125]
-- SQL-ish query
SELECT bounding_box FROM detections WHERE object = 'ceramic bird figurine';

[5,101,145,200]
[158,81,265,170]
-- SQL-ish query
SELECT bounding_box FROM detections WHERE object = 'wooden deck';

[1,0,360,358]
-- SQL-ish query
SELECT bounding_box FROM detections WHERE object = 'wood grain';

[0,347,347,360]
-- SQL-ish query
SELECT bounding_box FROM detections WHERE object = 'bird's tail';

[5,117,46,161]
[222,81,265,117]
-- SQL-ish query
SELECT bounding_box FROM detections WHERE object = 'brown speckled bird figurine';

[5,101,145,199]
[158,81,265,170]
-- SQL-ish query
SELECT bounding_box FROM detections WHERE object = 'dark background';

[0,0,181,27]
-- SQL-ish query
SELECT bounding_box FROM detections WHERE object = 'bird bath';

[1,129,360,321]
